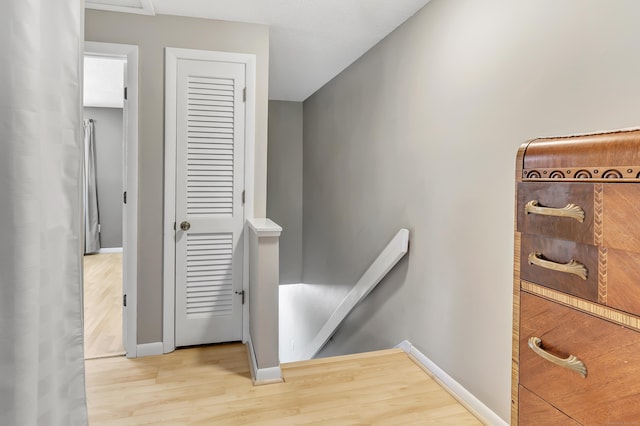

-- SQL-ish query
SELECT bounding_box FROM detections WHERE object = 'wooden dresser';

[512,129,640,425]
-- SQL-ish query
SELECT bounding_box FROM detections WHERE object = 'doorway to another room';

[83,42,139,359]
[83,54,125,359]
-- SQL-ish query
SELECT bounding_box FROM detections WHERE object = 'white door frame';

[84,41,139,357]
[163,47,256,353]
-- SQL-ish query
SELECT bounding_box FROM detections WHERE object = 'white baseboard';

[247,337,283,385]
[396,340,507,426]
[136,342,164,357]
[98,247,123,253]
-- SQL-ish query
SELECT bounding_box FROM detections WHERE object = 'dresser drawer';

[518,386,578,426]
[517,182,594,244]
[519,292,640,425]
[520,234,598,302]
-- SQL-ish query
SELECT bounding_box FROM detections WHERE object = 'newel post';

[246,218,283,384]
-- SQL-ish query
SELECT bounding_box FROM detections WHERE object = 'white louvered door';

[174,58,245,347]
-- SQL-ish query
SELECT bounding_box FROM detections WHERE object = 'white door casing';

[164,48,256,351]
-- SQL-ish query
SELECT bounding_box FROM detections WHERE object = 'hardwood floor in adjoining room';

[83,252,125,360]
[85,343,482,425]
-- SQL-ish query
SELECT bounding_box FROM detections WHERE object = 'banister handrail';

[299,229,410,360]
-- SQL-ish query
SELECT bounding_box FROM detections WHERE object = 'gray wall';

[267,101,303,284]
[249,232,280,370]
[85,11,269,344]
[84,107,123,248]
[302,0,640,421]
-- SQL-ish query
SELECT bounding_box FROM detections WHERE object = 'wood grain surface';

[518,386,578,426]
[603,183,640,253]
[522,129,640,171]
[519,292,640,425]
[85,344,482,425]
[514,131,640,424]
[606,247,640,317]
[517,182,594,244]
[520,234,598,302]
[84,252,125,359]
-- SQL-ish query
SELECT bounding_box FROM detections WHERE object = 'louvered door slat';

[186,74,235,218]
[184,233,233,317]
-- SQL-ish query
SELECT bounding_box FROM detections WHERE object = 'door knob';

[180,221,191,231]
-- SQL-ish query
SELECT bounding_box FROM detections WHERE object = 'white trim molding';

[85,41,139,359]
[396,340,508,426]
[98,247,123,254]
[240,49,257,345]
[163,47,257,353]
[247,338,283,385]
[247,218,282,237]
[85,0,155,16]
[136,342,164,358]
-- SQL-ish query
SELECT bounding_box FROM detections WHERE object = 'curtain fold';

[84,119,101,254]
[0,0,88,425]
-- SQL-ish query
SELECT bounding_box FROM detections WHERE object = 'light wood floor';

[85,343,482,425]
[84,252,125,359]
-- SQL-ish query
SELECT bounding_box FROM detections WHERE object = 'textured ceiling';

[88,0,431,101]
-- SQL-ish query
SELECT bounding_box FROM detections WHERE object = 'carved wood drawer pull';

[525,200,585,223]
[528,337,587,378]
[528,252,588,280]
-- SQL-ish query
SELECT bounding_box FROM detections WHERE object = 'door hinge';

[235,290,245,304]
[243,87,246,102]
[242,190,245,205]
[124,86,128,100]
[173,222,176,231]
[123,294,127,307]
[123,191,127,204]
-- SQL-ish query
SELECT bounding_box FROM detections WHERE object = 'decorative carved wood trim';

[513,143,524,426]
[523,166,640,181]
[594,184,604,246]
[512,232,521,426]
[598,247,607,305]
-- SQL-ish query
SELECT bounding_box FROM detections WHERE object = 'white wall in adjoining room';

[84,56,125,108]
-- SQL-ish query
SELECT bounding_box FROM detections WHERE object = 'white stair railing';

[299,229,410,360]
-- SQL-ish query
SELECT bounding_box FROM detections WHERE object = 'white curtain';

[0,1,88,425]
[84,119,101,253]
